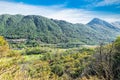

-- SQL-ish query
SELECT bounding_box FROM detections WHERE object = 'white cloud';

[0,1,120,24]
[96,0,120,6]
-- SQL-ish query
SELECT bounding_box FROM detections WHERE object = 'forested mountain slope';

[0,14,120,44]
[87,18,120,41]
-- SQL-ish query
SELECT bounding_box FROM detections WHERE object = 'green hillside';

[0,14,120,45]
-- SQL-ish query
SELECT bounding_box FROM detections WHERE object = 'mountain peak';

[92,18,101,21]
[87,18,106,25]
[87,17,120,33]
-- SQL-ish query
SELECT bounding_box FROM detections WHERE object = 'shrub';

[0,36,10,57]
[25,47,48,55]
[51,64,64,76]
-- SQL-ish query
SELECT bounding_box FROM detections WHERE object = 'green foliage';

[0,36,8,46]
[26,40,39,47]
[113,37,120,79]
[1,36,120,80]
[114,36,120,51]
[0,14,115,45]
[0,36,10,57]
[51,64,64,76]
[24,47,48,55]
[84,38,120,80]
[0,43,95,80]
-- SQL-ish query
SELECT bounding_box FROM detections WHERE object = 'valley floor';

[0,36,120,80]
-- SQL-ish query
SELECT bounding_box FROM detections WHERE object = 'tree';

[113,37,120,79]
[114,36,120,51]
[0,36,9,57]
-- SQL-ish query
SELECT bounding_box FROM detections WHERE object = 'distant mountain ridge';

[87,18,120,31]
[111,21,120,28]
[0,14,120,44]
[87,18,120,41]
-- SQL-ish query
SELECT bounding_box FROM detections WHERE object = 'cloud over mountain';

[0,1,120,24]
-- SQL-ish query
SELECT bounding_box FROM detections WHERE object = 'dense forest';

[0,36,120,80]
[0,14,120,45]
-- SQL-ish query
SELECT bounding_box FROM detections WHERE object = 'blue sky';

[6,0,120,13]
[0,0,120,23]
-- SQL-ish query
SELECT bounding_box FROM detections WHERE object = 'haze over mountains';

[112,21,120,28]
[0,14,120,45]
